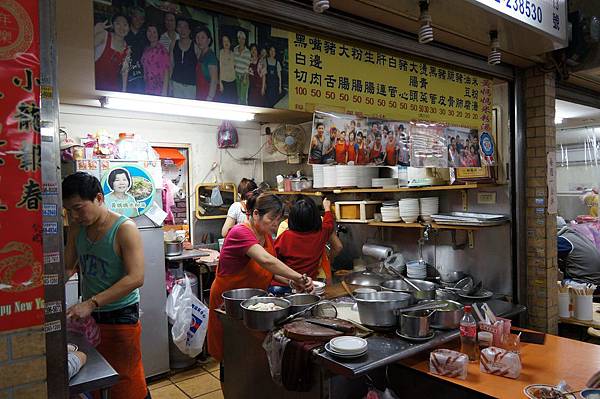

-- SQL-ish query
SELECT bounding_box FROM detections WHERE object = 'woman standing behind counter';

[221,178,258,237]
[207,192,314,379]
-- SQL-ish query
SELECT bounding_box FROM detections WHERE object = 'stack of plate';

[312,165,325,188]
[381,203,401,222]
[325,336,368,359]
[372,177,398,188]
[419,197,439,222]
[406,260,427,279]
[323,166,337,187]
[336,165,358,187]
[399,198,420,223]
[357,167,379,188]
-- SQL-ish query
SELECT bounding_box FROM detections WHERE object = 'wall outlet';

[477,192,496,205]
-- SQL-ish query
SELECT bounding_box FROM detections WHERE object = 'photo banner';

[288,32,493,131]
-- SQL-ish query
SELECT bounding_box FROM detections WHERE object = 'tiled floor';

[148,358,223,399]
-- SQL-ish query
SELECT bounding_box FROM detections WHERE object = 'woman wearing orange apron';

[207,192,314,383]
[356,132,368,165]
[385,135,398,165]
[347,131,358,164]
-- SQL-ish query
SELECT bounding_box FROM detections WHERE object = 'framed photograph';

[445,126,481,168]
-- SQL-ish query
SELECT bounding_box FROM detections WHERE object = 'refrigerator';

[73,159,170,377]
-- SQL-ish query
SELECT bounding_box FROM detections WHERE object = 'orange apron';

[94,321,147,399]
[319,250,332,284]
[207,232,274,362]
[386,143,397,165]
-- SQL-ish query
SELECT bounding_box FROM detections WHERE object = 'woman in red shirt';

[356,132,368,165]
[347,131,358,164]
[370,134,385,164]
[94,15,130,92]
[385,134,398,165]
[272,197,335,295]
[335,131,348,164]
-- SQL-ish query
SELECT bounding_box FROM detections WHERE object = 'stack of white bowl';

[327,336,368,358]
[336,165,358,187]
[357,167,379,188]
[312,164,325,188]
[323,166,337,187]
[406,260,427,279]
[398,198,420,223]
[381,201,401,222]
[419,197,439,222]
[372,177,398,188]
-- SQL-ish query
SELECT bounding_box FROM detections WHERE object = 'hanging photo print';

[101,165,156,217]
[367,120,411,166]
[410,122,448,168]
[309,111,366,165]
[445,127,481,168]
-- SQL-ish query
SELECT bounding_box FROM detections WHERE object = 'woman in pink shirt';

[141,24,170,96]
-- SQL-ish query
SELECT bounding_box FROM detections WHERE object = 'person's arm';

[64,223,81,279]
[121,48,131,92]
[222,216,236,237]
[246,244,312,292]
[208,64,218,100]
[94,21,109,49]
[68,351,87,380]
[328,232,343,259]
[277,62,282,93]
[261,70,266,95]
[169,42,175,81]
[219,51,225,92]
[67,221,144,319]
[311,135,318,149]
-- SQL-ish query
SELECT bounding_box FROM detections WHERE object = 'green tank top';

[76,215,140,312]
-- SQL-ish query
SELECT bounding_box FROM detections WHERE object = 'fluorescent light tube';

[99,94,255,121]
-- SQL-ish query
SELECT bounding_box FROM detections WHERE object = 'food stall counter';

[399,333,600,398]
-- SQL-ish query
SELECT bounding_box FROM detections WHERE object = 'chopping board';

[283,319,353,342]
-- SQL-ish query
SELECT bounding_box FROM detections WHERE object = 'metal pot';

[355,291,412,327]
[241,297,291,331]
[399,310,435,338]
[435,288,460,302]
[343,271,388,288]
[286,293,320,314]
[164,240,183,256]
[440,271,469,284]
[222,288,268,320]
[380,279,437,301]
[420,300,464,329]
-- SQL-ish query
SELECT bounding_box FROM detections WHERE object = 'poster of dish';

[445,127,481,168]
[309,111,367,165]
[101,165,155,217]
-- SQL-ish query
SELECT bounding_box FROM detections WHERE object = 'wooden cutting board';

[283,320,344,342]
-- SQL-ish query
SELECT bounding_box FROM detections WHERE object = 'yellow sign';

[288,32,492,131]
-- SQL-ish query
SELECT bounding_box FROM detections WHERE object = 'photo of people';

[309,111,366,165]
[93,1,289,108]
[366,120,411,166]
[445,127,481,168]
[410,122,448,168]
[103,168,140,218]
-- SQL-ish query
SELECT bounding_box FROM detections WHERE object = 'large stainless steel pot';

[241,297,291,331]
[286,293,320,314]
[222,288,267,319]
[164,240,183,256]
[355,291,412,327]
[380,279,437,301]
[399,310,434,338]
[420,300,464,329]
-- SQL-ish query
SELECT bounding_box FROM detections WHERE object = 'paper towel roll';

[362,244,393,260]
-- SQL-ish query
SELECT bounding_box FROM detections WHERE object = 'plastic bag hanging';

[217,120,239,148]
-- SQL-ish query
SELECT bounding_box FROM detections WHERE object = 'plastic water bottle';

[460,305,478,361]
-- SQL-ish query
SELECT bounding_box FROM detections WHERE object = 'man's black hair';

[62,172,102,201]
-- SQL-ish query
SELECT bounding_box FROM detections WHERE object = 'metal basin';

[222,288,267,320]
[380,279,438,301]
[355,291,412,327]
[286,293,320,314]
[419,300,464,329]
[241,297,291,331]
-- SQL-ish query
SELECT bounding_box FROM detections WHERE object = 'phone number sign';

[467,0,567,43]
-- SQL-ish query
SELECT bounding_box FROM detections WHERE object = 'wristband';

[90,296,100,309]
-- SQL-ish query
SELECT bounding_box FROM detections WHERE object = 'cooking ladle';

[384,264,422,292]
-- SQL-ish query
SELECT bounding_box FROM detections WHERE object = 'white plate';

[523,384,577,399]
[324,343,367,358]
[329,336,368,354]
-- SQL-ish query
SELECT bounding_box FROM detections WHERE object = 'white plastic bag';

[170,276,209,357]
[211,186,223,207]
[165,281,184,323]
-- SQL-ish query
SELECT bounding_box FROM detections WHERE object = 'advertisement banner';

[288,32,493,131]
[0,0,45,331]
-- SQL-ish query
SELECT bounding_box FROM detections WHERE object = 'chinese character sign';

[288,32,493,131]
[0,0,45,331]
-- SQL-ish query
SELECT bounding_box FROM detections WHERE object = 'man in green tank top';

[62,172,149,399]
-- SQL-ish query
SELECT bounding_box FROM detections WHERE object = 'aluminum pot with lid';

[399,310,434,338]
[380,279,437,301]
[164,241,183,256]
[419,299,464,329]
[286,293,320,314]
[241,297,291,331]
[222,288,267,320]
[355,291,412,327]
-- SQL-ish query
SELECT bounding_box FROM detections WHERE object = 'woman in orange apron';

[385,135,398,165]
[347,131,358,164]
[207,192,314,382]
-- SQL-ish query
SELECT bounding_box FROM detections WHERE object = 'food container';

[240,297,291,331]
[164,240,183,256]
[222,288,268,320]
[286,293,320,314]
[399,310,434,338]
[420,300,464,329]
[355,291,412,327]
[380,279,437,301]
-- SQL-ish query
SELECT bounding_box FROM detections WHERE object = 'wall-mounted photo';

[445,126,481,168]
[308,111,367,165]
[101,165,155,217]
[410,122,448,168]
[93,0,288,108]
[366,120,411,166]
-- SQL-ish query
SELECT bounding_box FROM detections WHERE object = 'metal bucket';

[222,288,267,320]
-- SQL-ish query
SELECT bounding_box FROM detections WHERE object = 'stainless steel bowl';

[419,300,464,329]
[222,288,268,320]
[241,297,291,331]
[399,310,434,338]
[286,293,320,314]
[440,271,469,283]
[355,291,412,327]
[380,279,438,301]
[344,271,388,287]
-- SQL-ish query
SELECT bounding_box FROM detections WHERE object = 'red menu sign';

[0,0,44,331]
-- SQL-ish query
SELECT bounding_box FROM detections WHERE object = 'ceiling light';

[99,93,255,121]
[313,0,329,13]
[488,30,501,65]
[418,0,433,44]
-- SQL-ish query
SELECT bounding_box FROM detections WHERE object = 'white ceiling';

[555,99,600,128]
